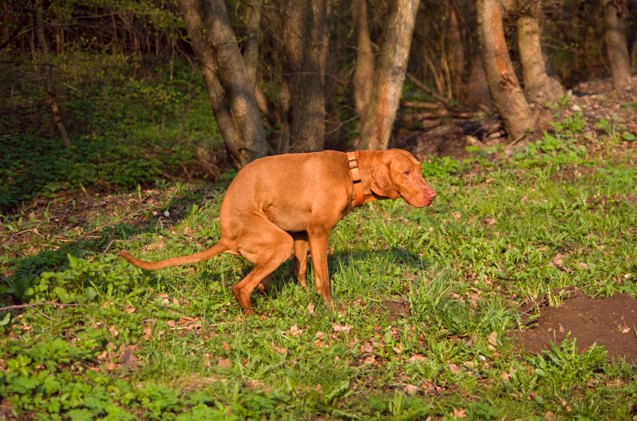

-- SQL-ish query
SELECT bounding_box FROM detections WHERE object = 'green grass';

[1,57,636,418]
[2,134,636,419]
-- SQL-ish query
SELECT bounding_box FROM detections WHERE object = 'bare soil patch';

[513,289,637,363]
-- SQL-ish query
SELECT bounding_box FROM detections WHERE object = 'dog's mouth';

[406,195,434,208]
[404,189,436,208]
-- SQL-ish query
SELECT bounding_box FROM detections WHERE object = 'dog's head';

[371,149,436,207]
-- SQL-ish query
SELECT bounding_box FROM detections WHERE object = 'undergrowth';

[0,53,223,211]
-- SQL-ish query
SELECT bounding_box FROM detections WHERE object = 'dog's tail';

[119,240,231,270]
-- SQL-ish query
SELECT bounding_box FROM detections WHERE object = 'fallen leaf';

[487,331,498,351]
[222,342,232,351]
[108,325,119,337]
[166,320,176,328]
[178,316,199,325]
[142,319,156,340]
[551,253,564,267]
[119,344,139,368]
[408,354,426,363]
[203,353,213,368]
[451,211,462,221]
[307,303,315,314]
[289,325,304,336]
[143,325,153,340]
[448,363,461,375]
[421,380,439,394]
[403,384,419,395]
[360,341,374,354]
[314,339,327,348]
[218,358,232,369]
[362,355,376,365]
[124,304,136,313]
[332,323,353,333]
[452,407,467,418]
[270,343,287,354]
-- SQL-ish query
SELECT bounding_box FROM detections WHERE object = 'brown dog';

[119,149,436,314]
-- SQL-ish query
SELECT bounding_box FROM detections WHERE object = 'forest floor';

[1,73,636,419]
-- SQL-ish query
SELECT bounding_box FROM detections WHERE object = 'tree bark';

[177,0,267,167]
[477,0,535,141]
[516,0,565,105]
[243,0,261,87]
[601,0,631,91]
[358,0,420,150]
[352,0,374,121]
[446,0,465,100]
[34,0,71,148]
[466,51,491,108]
[281,0,327,153]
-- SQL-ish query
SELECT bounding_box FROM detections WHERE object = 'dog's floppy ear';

[370,160,400,199]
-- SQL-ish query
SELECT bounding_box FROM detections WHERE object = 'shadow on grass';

[1,185,228,303]
[262,247,430,297]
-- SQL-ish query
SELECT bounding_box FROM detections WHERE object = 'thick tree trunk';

[358,0,420,150]
[477,0,535,142]
[517,0,565,105]
[352,0,374,121]
[279,0,326,153]
[177,0,267,167]
[601,0,631,91]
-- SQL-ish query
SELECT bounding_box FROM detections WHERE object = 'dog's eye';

[403,170,411,176]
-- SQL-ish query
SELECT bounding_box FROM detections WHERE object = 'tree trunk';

[358,0,420,150]
[517,0,565,104]
[601,0,631,91]
[1,1,9,45]
[281,0,326,153]
[34,0,49,55]
[352,0,374,121]
[177,0,267,167]
[466,51,491,108]
[476,0,535,142]
[446,0,465,100]
[34,0,72,148]
[243,0,261,86]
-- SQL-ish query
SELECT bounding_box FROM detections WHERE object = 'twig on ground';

[0,302,83,312]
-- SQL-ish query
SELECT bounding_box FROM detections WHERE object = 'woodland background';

[1,0,636,185]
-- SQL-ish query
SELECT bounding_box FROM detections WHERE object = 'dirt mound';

[513,290,637,363]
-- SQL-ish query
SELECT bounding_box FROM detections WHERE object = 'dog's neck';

[347,151,365,207]
[347,151,386,208]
